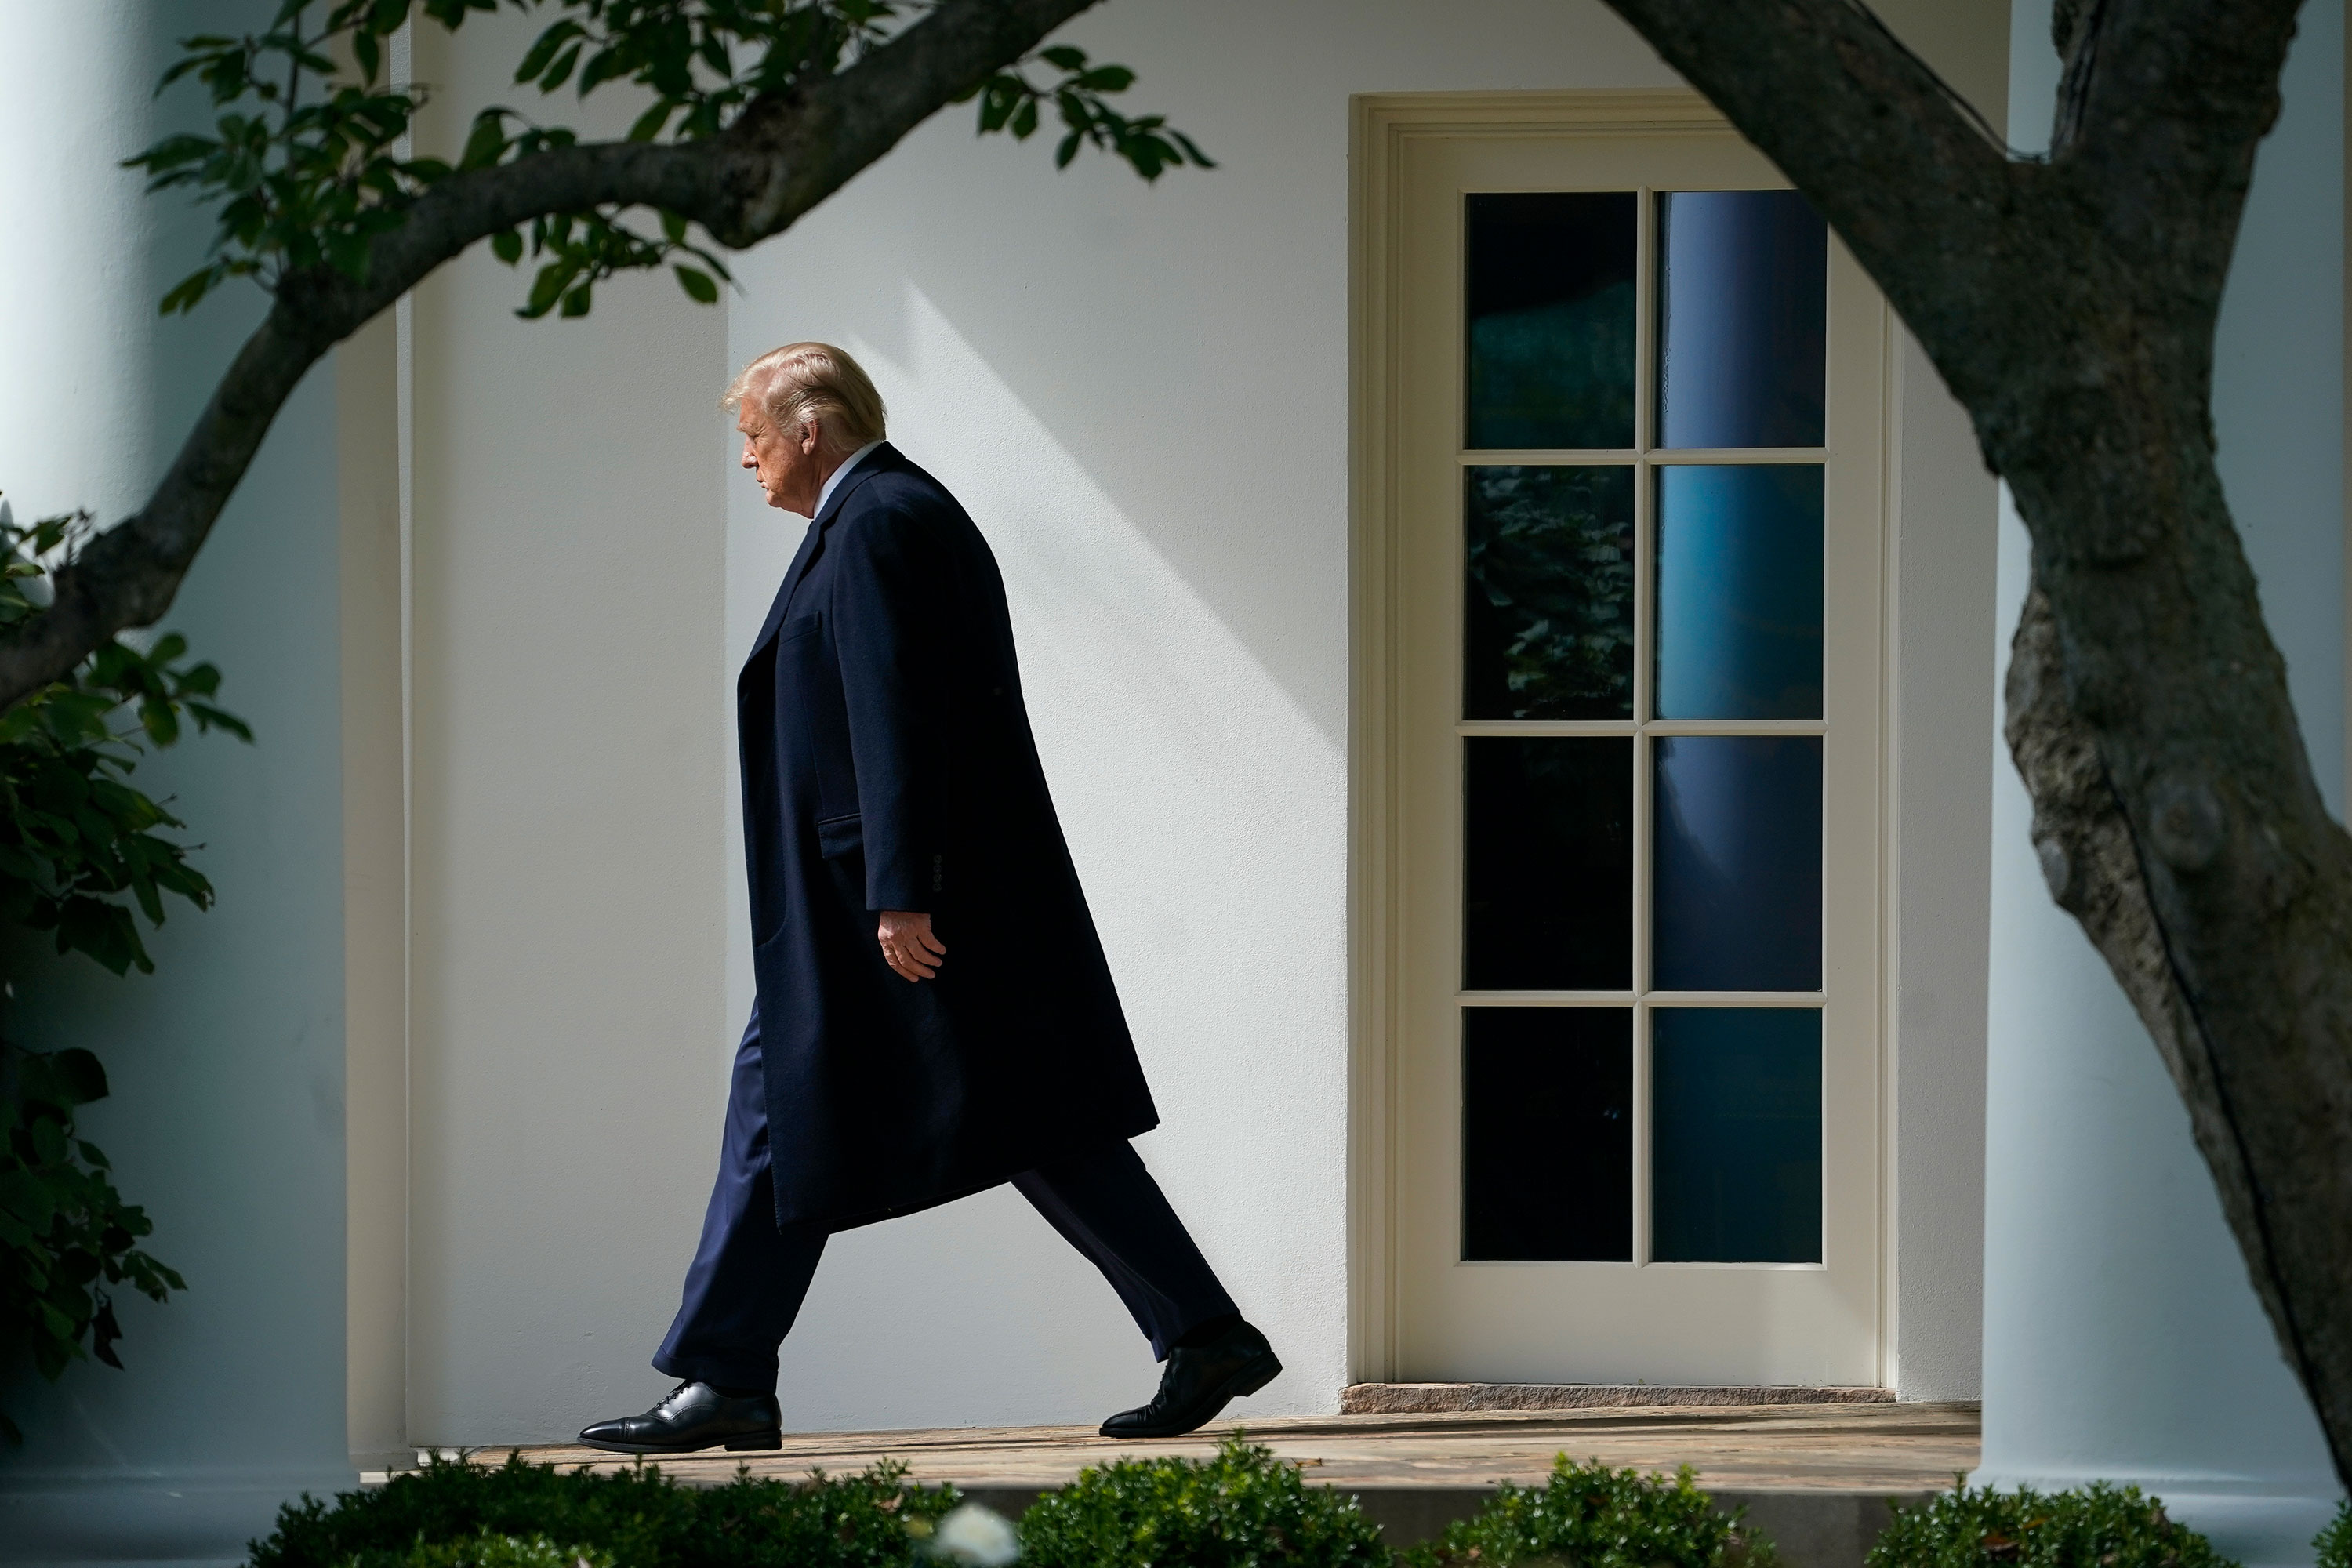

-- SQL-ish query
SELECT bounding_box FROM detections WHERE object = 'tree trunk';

[1597,0,2352,1486]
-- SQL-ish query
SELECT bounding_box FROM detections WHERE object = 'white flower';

[927,1502,1021,1566]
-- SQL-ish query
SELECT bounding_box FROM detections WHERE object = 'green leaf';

[49,1049,109,1107]
[629,101,673,143]
[513,18,584,85]
[459,111,508,171]
[491,229,524,266]
[559,282,592,318]
[541,42,583,93]
[673,265,717,304]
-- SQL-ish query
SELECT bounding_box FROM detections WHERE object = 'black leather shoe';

[1100,1320,1282,1439]
[577,1381,783,1455]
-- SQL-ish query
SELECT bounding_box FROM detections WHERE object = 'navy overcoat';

[738,443,1159,1231]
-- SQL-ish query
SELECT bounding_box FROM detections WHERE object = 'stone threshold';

[1341,1382,1898,1414]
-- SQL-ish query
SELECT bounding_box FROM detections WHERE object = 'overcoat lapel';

[746,447,898,661]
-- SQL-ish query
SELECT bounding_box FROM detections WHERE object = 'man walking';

[579,343,1278,1454]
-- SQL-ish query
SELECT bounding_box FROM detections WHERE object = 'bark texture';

[1599,0,2352,1484]
[0,0,1097,712]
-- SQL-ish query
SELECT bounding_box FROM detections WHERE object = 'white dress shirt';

[815,439,884,517]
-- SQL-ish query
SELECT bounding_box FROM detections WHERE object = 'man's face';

[738,396,824,517]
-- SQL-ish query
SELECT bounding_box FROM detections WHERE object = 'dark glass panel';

[1654,465,1824,720]
[1465,737,1632,991]
[1653,736,1821,991]
[1652,1008,1822,1263]
[1466,193,1638,450]
[1465,465,1636,720]
[1657,191,1828,449]
[1463,1006,1633,1261]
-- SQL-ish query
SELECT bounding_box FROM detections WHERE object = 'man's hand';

[878,910,946,982]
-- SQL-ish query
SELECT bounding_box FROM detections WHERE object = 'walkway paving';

[479,1401,1979,1563]
[496,1399,1976,1494]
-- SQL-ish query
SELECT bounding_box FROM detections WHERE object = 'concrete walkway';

[472,1401,1979,1566]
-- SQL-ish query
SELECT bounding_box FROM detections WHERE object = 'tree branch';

[1606,0,2352,1483]
[1597,0,2042,412]
[0,0,1102,713]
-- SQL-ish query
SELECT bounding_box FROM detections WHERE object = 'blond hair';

[720,342,887,458]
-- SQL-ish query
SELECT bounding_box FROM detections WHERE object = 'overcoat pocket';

[816,811,863,860]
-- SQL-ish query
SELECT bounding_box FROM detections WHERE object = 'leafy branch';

[0,499,248,1442]
[125,0,1207,320]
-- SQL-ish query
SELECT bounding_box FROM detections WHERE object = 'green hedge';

[250,1454,960,1568]
[247,1434,2309,1568]
[1402,1457,1772,1568]
[1866,1481,2237,1568]
[1015,1436,1387,1567]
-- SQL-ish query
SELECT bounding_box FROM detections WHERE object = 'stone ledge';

[1341,1383,1898,1414]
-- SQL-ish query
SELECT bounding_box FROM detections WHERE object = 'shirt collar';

[814,439,884,519]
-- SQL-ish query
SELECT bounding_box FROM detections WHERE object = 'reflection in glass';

[1467,193,1638,450]
[1465,738,1632,991]
[1652,1008,1821,1262]
[1655,466,1824,720]
[1653,737,1821,991]
[1463,1007,1633,1261]
[1657,191,1827,449]
[1465,466,1636,720]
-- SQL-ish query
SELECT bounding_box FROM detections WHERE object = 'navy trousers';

[654,1008,1240,1392]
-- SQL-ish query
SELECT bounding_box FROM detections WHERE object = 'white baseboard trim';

[0,1463,358,1568]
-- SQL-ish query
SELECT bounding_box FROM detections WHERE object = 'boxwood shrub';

[248,1453,960,1568]
[2318,1500,2352,1568]
[1865,1481,2236,1568]
[1014,1434,1390,1568]
[1401,1457,1775,1568]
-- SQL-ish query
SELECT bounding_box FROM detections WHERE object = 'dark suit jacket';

[737,443,1160,1230]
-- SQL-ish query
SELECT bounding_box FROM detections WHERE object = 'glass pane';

[1463,1006,1633,1261]
[1465,466,1636,720]
[1652,1008,1822,1262]
[1654,465,1824,720]
[1657,191,1827,449]
[1467,193,1638,450]
[1653,736,1821,990]
[1466,737,1632,990]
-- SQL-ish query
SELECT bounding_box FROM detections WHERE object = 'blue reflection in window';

[1652,1007,1821,1262]
[1653,736,1820,991]
[1655,466,1823,720]
[1657,191,1827,450]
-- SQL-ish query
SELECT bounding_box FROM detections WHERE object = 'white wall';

[1976,5,2346,1564]
[399,13,732,1446]
[707,0,2007,1430]
[0,2,355,1560]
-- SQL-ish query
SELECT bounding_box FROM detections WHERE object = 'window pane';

[1653,736,1821,990]
[1466,193,1638,450]
[1464,1006,1633,1261]
[1657,191,1827,449]
[1654,465,1824,720]
[1466,737,1632,991]
[1465,465,1636,720]
[1652,1008,1822,1262]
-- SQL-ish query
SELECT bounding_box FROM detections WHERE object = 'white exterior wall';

[1976,4,2347,1565]
[714,0,2005,1425]
[0,9,2015,1555]
[0,2,355,1561]
[735,0,1676,1435]
[397,12,733,1447]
